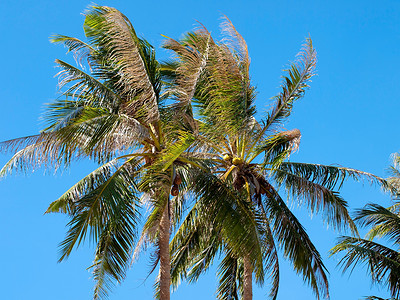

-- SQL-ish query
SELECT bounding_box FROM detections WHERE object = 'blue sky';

[1,0,400,299]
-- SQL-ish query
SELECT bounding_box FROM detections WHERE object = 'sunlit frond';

[163,31,211,132]
[353,204,400,244]
[263,38,316,131]
[274,163,357,233]
[278,162,393,191]
[45,157,142,299]
[0,133,81,175]
[220,15,250,77]
[54,59,122,110]
[83,5,160,122]
[252,129,301,168]
[50,34,95,68]
[191,28,256,137]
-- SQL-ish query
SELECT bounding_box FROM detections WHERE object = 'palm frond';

[170,199,222,288]
[191,26,256,137]
[91,197,139,299]
[257,205,280,300]
[263,38,316,131]
[45,105,149,163]
[263,186,329,300]
[54,59,122,111]
[331,237,400,299]
[251,129,301,168]
[56,157,140,262]
[191,171,264,264]
[83,5,160,122]
[51,158,141,299]
[217,249,240,300]
[50,34,95,68]
[278,162,393,192]
[274,163,358,233]
[163,30,211,132]
[353,204,400,244]
[169,170,266,293]
[220,15,250,77]
[0,133,82,175]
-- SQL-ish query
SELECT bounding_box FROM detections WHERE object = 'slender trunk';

[159,203,171,300]
[243,256,253,300]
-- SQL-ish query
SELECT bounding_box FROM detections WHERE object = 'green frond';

[258,211,280,300]
[45,105,149,163]
[251,129,301,167]
[217,249,240,300]
[170,170,267,295]
[331,237,400,299]
[154,130,196,172]
[56,157,140,262]
[263,186,329,300]
[278,162,393,192]
[46,157,140,215]
[263,38,316,131]
[353,204,400,244]
[274,163,358,234]
[185,22,256,137]
[163,30,211,132]
[91,198,138,299]
[190,171,264,263]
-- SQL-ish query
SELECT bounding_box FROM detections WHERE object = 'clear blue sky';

[1,0,400,299]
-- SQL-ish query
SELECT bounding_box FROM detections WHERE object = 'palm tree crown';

[163,17,393,300]
[0,5,204,300]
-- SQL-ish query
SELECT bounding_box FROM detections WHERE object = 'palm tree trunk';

[243,256,253,300]
[159,203,171,300]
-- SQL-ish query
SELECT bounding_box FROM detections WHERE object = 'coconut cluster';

[170,173,182,196]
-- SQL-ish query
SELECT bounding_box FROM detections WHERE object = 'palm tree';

[331,153,400,300]
[162,19,393,300]
[0,5,206,300]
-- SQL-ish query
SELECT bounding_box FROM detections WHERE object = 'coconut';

[174,174,182,185]
[232,157,243,165]
[170,184,179,196]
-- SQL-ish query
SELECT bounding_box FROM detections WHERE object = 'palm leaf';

[274,164,357,233]
[163,30,211,132]
[83,5,160,122]
[331,237,400,299]
[56,156,140,261]
[263,38,316,131]
[278,162,393,191]
[217,249,240,300]
[54,59,122,111]
[220,16,250,78]
[263,185,329,300]
[50,34,96,68]
[354,204,400,244]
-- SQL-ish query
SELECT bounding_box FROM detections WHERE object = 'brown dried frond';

[0,133,83,176]
[220,15,250,75]
[279,128,301,152]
